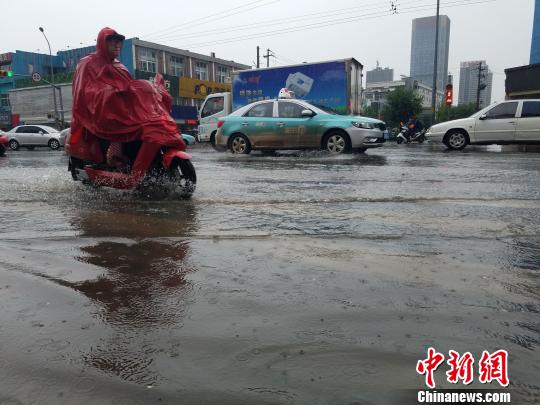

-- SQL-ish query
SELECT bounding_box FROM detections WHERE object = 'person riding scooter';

[71,27,185,169]
[404,114,424,142]
[67,27,195,196]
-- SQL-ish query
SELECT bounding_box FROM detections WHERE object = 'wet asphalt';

[0,143,539,404]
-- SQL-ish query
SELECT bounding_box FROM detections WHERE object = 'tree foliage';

[381,87,423,128]
[363,103,381,119]
[436,103,477,123]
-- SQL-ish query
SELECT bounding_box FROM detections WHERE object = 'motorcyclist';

[404,114,423,142]
[71,27,184,168]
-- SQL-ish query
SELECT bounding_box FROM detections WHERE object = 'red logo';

[416,347,445,389]
[479,350,509,387]
[417,349,509,388]
[446,350,474,385]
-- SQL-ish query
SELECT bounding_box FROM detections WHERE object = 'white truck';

[198,58,363,144]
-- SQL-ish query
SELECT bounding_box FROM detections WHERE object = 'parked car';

[0,130,8,156]
[59,128,70,147]
[426,99,540,150]
[6,125,63,150]
[214,98,386,154]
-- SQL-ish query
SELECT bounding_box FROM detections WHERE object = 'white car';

[7,124,63,150]
[426,99,540,150]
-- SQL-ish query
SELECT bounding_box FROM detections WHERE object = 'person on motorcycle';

[404,114,424,142]
[71,27,184,168]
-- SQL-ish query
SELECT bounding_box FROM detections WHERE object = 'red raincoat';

[71,27,182,145]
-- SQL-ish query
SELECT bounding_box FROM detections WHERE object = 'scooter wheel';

[396,138,403,145]
[169,159,197,199]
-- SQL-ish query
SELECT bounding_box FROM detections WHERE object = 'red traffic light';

[445,84,453,106]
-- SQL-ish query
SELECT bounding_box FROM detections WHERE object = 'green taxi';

[214,99,387,154]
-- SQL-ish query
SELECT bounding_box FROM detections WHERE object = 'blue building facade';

[532,0,540,64]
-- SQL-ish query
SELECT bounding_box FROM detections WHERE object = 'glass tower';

[531,0,540,64]
[410,15,451,92]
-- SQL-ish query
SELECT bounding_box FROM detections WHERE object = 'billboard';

[179,77,231,100]
[232,61,348,113]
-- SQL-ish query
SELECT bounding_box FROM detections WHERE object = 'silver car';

[7,125,63,150]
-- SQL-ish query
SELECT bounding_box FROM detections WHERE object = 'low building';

[1,38,250,130]
[364,77,444,111]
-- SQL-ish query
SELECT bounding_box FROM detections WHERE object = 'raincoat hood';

[96,27,125,61]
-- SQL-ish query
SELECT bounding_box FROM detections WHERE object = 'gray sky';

[2,0,534,102]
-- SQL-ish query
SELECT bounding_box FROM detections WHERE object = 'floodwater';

[0,144,539,404]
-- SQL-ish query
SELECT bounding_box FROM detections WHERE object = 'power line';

[143,0,280,40]
[181,0,495,49]
[272,52,300,65]
[152,0,428,43]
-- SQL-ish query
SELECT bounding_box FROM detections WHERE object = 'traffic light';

[445,84,453,106]
[0,70,13,78]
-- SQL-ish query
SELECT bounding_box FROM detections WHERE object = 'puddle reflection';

[66,202,200,383]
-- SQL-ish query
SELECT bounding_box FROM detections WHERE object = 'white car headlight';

[352,121,374,129]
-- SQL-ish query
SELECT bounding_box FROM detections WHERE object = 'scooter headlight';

[352,121,374,129]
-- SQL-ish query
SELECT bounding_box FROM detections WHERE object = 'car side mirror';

[479,114,487,120]
[301,109,314,117]
[39,131,44,134]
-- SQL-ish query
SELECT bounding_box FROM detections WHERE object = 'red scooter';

[64,128,196,198]
[0,133,8,156]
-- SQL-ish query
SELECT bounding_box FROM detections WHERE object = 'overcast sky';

[2,0,535,102]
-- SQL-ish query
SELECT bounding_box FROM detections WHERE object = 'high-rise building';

[410,15,451,93]
[458,61,493,108]
[366,64,394,84]
[531,0,540,64]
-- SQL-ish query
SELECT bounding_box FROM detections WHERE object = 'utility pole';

[263,48,274,68]
[256,46,260,68]
[39,27,61,128]
[475,61,487,111]
[430,0,440,125]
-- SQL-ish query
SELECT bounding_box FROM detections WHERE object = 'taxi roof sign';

[278,88,295,99]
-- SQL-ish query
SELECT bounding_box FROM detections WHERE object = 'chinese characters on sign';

[416,348,509,388]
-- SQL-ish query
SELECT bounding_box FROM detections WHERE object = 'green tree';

[381,87,423,129]
[436,103,477,123]
[363,103,380,119]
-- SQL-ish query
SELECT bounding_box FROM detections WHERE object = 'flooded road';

[0,144,539,404]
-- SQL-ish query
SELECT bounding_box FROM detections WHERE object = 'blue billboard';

[232,61,348,114]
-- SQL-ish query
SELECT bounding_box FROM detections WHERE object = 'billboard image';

[232,61,348,113]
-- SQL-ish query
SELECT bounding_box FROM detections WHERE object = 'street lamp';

[39,27,62,128]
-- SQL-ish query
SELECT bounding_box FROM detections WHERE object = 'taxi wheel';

[323,131,351,154]
[229,134,251,155]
